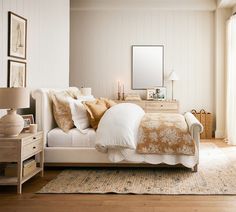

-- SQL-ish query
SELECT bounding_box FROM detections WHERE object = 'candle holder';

[117,92,121,100]
[122,92,125,101]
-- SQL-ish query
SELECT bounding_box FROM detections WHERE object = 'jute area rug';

[38,143,236,194]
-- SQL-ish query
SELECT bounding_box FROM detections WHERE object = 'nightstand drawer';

[22,138,43,159]
[23,133,43,146]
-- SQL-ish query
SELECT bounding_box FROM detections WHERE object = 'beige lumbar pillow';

[50,87,81,132]
[83,99,107,130]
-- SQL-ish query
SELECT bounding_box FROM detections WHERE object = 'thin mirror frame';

[131,45,164,90]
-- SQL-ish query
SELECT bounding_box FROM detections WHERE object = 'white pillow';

[69,95,95,132]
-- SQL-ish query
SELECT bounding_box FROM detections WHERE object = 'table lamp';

[0,88,29,137]
[167,70,179,100]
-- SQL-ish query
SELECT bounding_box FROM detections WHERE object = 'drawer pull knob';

[33,146,36,149]
[33,137,36,140]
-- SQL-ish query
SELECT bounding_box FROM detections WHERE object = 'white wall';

[215,8,232,138]
[70,7,215,114]
[0,0,70,117]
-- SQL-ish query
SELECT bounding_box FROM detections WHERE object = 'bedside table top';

[0,131,43,141]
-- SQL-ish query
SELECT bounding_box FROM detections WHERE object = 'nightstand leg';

[17,141,23,194]
[40,151,44,177]
[17,161,23,194]
[17,183,22,194]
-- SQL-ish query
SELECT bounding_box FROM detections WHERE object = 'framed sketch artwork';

[8,12,27,59]
[8,60,26,87]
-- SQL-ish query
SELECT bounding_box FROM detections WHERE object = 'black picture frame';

[8,11,27,59]
[21,114,34,130]
[8,60,27,88]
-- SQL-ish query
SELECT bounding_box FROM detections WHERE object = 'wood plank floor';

[1,139,236,212]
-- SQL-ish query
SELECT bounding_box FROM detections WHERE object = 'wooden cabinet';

[0,131,44,194]
[116,100,179,113]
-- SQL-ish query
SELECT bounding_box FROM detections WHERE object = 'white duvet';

[95,103,145,152]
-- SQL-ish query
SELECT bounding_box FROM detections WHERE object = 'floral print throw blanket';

[136,113,195,155]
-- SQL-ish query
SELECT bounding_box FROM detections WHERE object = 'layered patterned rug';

[38,143,236,194]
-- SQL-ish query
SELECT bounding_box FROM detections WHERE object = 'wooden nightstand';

[0,131,44,194]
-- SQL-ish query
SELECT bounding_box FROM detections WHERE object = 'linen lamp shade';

[168,71,179,81]
[0,88,30,109]
[0,88,30,137]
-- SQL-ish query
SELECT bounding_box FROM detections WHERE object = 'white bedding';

[107,148,198,168]
[48,128,96,147]
[96,103,145,151]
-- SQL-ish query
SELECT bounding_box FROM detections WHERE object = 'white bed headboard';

[31,88,63,146]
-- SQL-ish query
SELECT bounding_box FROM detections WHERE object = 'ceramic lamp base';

[0,109,24,137]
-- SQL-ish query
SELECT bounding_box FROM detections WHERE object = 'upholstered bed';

[32,88,203,171]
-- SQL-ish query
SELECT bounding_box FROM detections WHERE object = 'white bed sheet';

[47,128,96,147]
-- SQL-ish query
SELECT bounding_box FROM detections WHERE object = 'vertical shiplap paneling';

[70,10,215,114]
[16,0,23,14]
[0,0,70,118]
[0,0,69,90]
[0,0,70,89]
[36,0,69,88]
[25,0,40,88]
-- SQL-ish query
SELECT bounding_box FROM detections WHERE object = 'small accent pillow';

[83,98,117,130]
[50,87,81,132]
[83,99,108,130]
[69,95,95,132]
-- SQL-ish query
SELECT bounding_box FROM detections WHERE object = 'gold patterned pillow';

[50,87,81,132]
[83,99,108,130]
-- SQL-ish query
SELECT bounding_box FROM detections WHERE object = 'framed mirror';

[132,45,164,90]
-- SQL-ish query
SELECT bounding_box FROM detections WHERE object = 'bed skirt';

[40,146,198,169]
